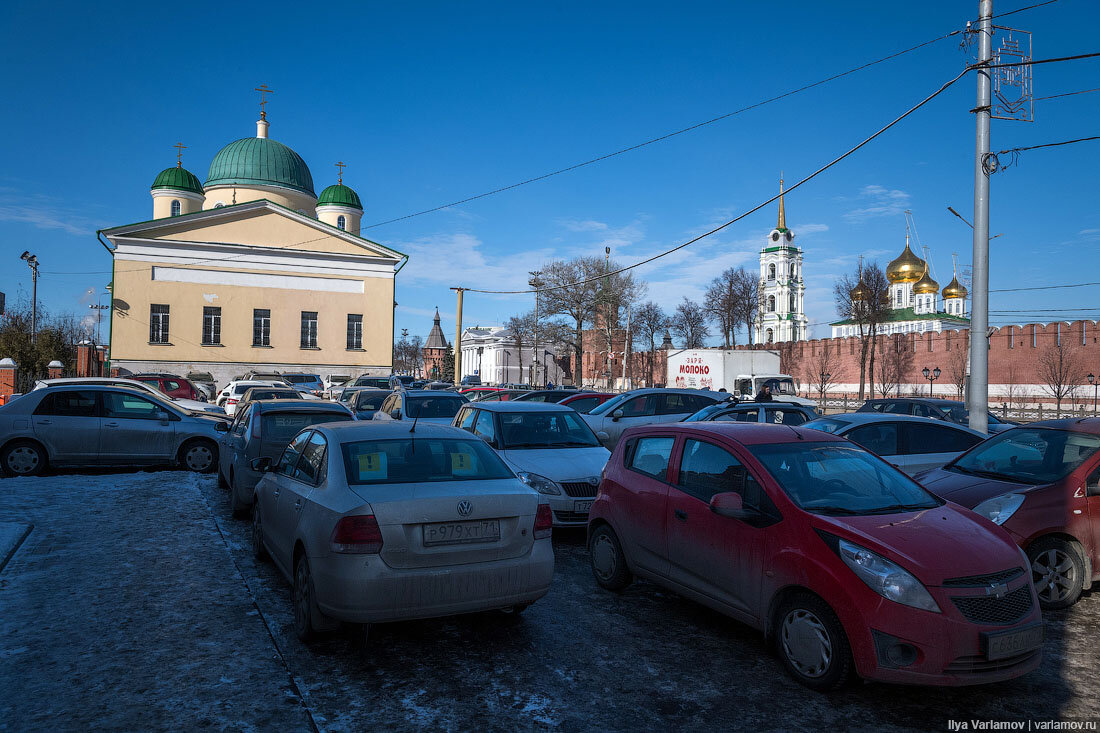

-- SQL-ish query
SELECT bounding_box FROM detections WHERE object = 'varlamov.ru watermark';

[947,721,1097,731]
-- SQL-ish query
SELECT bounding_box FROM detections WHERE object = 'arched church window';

[766,328,774,343]
[789,293,796,312]
[337,215,346,231]
[768,264,776,280]
[768,295,776,312]
[789,263,796,279]
[170,200,181,217]
[895,290,902,306]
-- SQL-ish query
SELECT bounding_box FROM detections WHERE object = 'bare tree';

[671,298,709,348]
[633,301,669,387]
[876,334,913,398]
[810,344,844,406]
[947,331,969,400]
[540,257,603,382]
[834,263,890,400]
[704,269,739,347]
[1037,333,1086,416]
[1003,365,1026,413]
[730,267,762,345]
[505,312,538,384]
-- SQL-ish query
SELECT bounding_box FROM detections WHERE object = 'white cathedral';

[754,179,809,344]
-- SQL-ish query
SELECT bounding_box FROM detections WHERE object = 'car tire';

[1,440,47,477]
[1027,536,1086,610]
[250,502,268,562]
[217,468,229,490]
[228,470,248,519]
[588,525,633,592]
[179,439,217,473]
[293,555,336,641]
[775,593,853,692]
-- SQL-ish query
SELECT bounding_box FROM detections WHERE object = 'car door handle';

[674,509,688,522]
[35,419,51,425]
[273,488,280,498]
[104,422,119,428]
[294,499,302,512]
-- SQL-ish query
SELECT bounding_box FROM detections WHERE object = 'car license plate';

[422,519,501,547]
[574,500,593,513]
[982,623,1043,661]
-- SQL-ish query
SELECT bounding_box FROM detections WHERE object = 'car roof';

[345,387,392,394]
[317,421,467,438]
[403,390,464,397]
[253,400,351,413]
[1026,417,1100,435]
[564,391,614,398]
[623,421,846,446]
[619,387,728,399]
[867,397,960,406]
[809,412,985,432]
[723,401,810,409]
[468,401,576,412]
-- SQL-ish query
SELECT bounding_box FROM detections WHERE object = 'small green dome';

[317,183,363,210]
[151,166,203,194]
[205,137,315,196]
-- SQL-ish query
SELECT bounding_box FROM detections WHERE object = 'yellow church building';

[102,102,404,385]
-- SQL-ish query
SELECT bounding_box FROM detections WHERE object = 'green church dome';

[317,183,363,210]
[151,166,204,195]
[205,137,315,196]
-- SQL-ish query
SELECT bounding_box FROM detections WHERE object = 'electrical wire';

[996,136,1100,154]
[991,281,1100,292]
[1034,87,1100,101]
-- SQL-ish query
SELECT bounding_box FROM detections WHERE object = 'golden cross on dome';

[254,84,274,119]
[173,142,186,168]
[335,161,347,185]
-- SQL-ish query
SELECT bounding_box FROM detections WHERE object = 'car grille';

[552,510,589,523]
[950,585,1033,625]
[943,567,1025,587]
[943,649,1041,674]
[561,481,597,498]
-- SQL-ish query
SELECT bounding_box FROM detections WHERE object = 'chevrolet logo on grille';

[985,582,1009,599]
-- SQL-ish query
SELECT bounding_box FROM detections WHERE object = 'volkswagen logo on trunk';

[457,500,473,517]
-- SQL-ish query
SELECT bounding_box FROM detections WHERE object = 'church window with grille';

[149,305,170,344]
[337,215,346,231]
[347,314,363,350]
[768,263,776,280]
[170,200,181,217]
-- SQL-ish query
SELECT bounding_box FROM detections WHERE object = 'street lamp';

[1089,373,1097,416]
[20,251,39,345]
[922,366,941,397]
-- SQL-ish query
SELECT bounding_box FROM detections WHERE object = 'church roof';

[830,307,969,327]
[317,183,363,210]
[206,137,315,196]
[886,242,926,284]
[943,275,968,299]
[152,165,203,195]
[425,308,448,349]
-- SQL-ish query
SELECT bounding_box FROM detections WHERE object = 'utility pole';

[20,251,39,346]
[969,0,993,433]
[529,270,543,387]
[622,303,631,389]
[451,287,464,386]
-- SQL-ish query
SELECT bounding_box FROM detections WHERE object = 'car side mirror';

[709,492,746,518]
[612,409,624,421]
[214,421,229,433]
[250,456,272,473]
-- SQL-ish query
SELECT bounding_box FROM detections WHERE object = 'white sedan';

[249,421,554,641]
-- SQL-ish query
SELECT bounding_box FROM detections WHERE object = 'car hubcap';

[781,609,832,678]
[1032,549,1078,603]
[186,446,213,472]
[294,563,310,632]
[7,447,39,474]
[591,535,617,581]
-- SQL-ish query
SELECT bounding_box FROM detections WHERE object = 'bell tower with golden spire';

[755,174,808,344]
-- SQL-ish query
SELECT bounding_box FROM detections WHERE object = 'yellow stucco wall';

[202,185,316,215]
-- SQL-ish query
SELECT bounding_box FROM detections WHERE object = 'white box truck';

[667,349,816,407]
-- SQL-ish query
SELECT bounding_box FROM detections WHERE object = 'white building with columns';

[754,179,809,344]
[459,327,564,385]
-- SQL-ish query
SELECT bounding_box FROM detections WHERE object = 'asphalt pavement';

[1,470,1097,731]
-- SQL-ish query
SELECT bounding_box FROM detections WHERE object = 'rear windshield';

[356,392,389,411]
[406,395,467,418]
[261,412,350,442]
[499,410,601,448]
[394,375,415,385]
[802,418,851,434]
[355,377,391,389]
[247,390,297,401]
[283,375,319,385]
[342,437,514,484]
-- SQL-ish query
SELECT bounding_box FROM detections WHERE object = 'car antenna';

[409,408,421,433]
[787,425,804,440]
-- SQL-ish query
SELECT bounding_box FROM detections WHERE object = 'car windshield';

[498,410,601,448]
[682,402,730,422]
[342,437,514,484]
[261,412,351,442]
[355,377,391,389]
[394,375,414,385]
[948,427,1100,485]
[802,417,851,434]
[247,389,297,401]
[748,442,942,515]
[763,378,796,395]
[356,393,388,411]
[405,395,467,418]
[588,392,632,416]
[941,404,1002,424]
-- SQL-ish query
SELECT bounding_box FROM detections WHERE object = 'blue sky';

[1,0,1097,345]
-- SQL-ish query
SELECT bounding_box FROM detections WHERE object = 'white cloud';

[558,219,609,232]
[797,223,829,235]
[843,184,911,223]
[394,232,555,295]
[0,192,108,237]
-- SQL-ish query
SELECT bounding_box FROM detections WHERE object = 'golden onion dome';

[912,266,940,294]
[942,275,968,299]
[885,243,926,283]
[849,278,870,301]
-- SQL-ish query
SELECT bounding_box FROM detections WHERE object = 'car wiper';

[968,469,1038,485]
[803,505,866,516]
[866,503,939,514]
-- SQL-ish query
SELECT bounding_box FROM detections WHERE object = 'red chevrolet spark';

[588,423,1042,691]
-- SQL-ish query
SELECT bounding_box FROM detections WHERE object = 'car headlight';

[838,538,940,613]
[972,493,1025,526]
[516,471,561,496]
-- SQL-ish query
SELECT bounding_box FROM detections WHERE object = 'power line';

[464,68,972,295]
[986,0,1061,20]
[981,51,1100,69]
[991,281,1100,292]
[1034,87,1100,101]
[996,136,1100,155]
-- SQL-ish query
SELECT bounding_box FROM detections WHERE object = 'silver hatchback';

[249,421,554,640]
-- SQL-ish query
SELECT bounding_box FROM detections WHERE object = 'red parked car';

[916,418,1100,610]
[132,373,203,401]
[457,387,502,399]
[558,392,615,414]
[588,422,1042,691]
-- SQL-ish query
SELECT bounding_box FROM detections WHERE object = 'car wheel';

[228,470,248,519]
[1028,537,1085,610]
[1,440,46,477]
[293,555,320,641]
[180,440,217,473]
[775,593,853,692]
[250,502,268,561]
[217,468,228,489]
[588,525,633,592]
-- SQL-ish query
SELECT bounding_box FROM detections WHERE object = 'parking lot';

[1,469,1098,731]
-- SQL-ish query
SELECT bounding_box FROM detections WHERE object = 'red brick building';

[422,308,450,380]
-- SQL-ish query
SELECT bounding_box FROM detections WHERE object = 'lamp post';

[922,366,941,397]
[20,251,38,345]
[1089,373,1097,416]
[502,350,510,386]
[529,270,543,387]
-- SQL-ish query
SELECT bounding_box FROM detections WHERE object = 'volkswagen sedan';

[249,422,554,640]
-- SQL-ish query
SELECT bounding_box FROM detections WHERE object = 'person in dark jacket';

[754,385,773,402]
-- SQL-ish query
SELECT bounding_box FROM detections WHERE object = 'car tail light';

[533,503,552,540]
[331,515,383,553]
[227,398,238,406]
[250,415,262,439]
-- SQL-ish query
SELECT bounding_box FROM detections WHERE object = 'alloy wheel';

[294,560,311,636]
[1032,549,1079,604]
[780,609,833,679]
